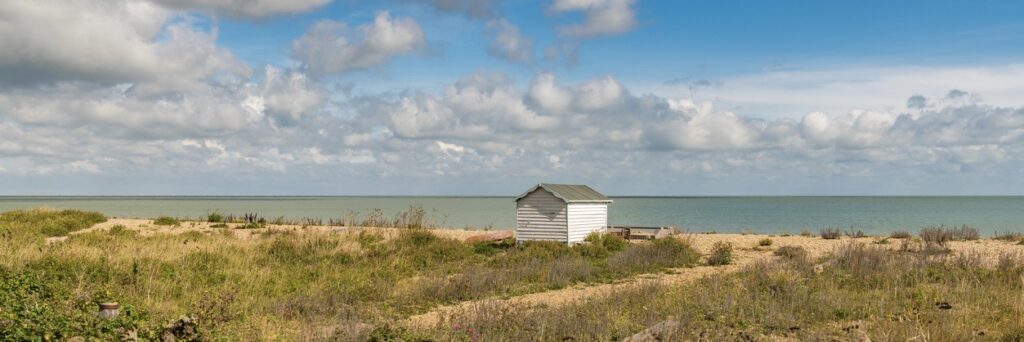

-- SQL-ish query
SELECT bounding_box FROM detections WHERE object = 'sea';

[1,196,1022,235]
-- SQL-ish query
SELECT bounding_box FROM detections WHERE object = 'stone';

[624,320,680,342]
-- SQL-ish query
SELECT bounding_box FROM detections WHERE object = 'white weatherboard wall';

[516,188,568,242]
[566,203,608,243]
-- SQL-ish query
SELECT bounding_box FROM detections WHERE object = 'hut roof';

[516,183,612,204]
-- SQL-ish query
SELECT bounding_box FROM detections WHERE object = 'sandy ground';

[67,219,1024,329]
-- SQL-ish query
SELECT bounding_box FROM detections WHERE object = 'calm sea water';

[1,196,1022,235]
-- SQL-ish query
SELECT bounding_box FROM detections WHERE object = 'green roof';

[516,183,612,203]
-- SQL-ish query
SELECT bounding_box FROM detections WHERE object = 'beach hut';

[515,183,612,244]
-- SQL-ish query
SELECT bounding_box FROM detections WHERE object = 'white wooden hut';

[515,183,612,244]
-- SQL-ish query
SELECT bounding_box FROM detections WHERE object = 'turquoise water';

[1,196,1022,235]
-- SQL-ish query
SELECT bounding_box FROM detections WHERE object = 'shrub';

[949,225,980,241]
[919,226,949,246]
[820,228,841,240]
[757,238,773,247]
[706,242,732,266]
[0,208,107,237]
[209,223,229,228]
[799,230,813,237]
[152,216,181,226]
[889,230,912,239]
[206,212,224,223]
[845,230,866,238]
[773,245,808,260]
[606,238,700,275]
[993,231,1024,242]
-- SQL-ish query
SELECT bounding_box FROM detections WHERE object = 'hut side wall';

[516,189,568,242]
[566,203,608,243]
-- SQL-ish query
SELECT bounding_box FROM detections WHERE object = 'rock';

[624,320,680,342]
[466,231,514,243]
[161,315,200,342]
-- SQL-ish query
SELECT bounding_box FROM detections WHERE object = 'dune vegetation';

[2,209,1024,341]
[0,208,698,341]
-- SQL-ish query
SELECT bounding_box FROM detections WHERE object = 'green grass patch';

[0,208,106,237]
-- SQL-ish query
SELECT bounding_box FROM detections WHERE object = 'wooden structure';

[515,183,612,244]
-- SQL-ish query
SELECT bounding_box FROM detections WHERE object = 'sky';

[2,0,1024,196]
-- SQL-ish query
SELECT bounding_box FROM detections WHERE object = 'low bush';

[993,231,1024,242]
[206,212,224,223]
[706,242,732,266]
[819,228,841,240]
[152,216,181,226]
[773,245,808,260]
[757,238,773,247]
[889,230,911,239]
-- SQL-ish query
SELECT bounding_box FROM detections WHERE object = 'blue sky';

[1,0,1024,195]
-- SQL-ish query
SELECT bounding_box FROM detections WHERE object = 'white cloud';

[154,0,330,18]
[574,75,625,110]
[529,73,572,113]
[291,12,425,75]
[656,64,1024,119]
[550,0,637,37]
[254,66,326,125]
[485,19,533,63]
[0,0,247,92]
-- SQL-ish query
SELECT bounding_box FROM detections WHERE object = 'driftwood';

[466,231,514,243]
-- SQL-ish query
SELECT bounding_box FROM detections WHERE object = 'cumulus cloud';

[291,12,426,75]
[154,0,330,18]
[550,0,638,37]
[0,0,248,93]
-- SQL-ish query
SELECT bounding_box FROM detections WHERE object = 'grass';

[0,209,699,340]
[412,241,1024,341]
[0,208,106,237]
[6,208,1022,340]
